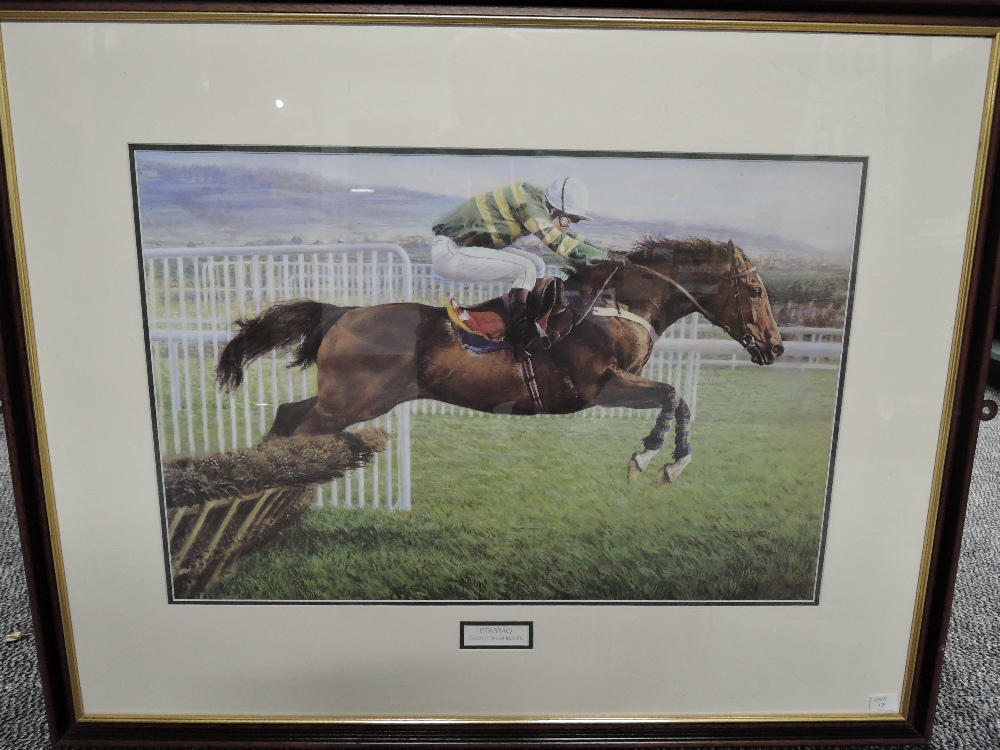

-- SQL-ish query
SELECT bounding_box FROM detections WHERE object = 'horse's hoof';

[656,455,692,488]
[627,455,643,483]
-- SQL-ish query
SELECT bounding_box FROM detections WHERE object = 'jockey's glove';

[566,245,606,264]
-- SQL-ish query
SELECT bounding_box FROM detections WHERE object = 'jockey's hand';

[567,246,606,264]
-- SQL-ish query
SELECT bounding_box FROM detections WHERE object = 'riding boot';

[506,287,542,361]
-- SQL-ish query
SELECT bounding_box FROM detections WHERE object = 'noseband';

[630,249,764,360]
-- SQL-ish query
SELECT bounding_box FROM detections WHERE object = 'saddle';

[445,277,575,355]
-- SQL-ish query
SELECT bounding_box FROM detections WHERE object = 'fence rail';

[144,244,413,511]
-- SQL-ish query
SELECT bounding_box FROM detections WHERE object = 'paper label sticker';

[461,621,533,649]
[869,694,900,712]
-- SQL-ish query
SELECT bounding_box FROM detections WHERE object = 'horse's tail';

[216,300,356,391]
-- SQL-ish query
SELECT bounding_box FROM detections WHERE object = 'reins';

[578,262,620,320]
[626,252,763,357]
[625,262,720,323]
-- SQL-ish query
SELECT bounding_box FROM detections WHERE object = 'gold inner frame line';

[0,9,994,37]
[80,711,907,726]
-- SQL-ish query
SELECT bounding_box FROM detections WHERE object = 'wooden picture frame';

[1,3,998,747]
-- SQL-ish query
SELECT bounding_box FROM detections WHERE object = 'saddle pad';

[458,328,512,354]
[445,296,508,341]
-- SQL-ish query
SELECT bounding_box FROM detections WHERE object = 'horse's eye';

[749,288,763,299]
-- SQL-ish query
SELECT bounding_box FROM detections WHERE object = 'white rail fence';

[144,244,412,511]
[143,246,844,511]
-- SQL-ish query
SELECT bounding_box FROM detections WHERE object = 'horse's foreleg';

[591,370,689,485]
[655,398,692,486]
[628,408,674,482]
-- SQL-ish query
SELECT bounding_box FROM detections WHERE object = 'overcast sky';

[136,149,865,258]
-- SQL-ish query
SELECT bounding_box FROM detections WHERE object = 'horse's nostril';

[773,343,784,358]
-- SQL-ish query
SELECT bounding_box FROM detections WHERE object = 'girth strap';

[590,306,659,341]
[519,357,545,414]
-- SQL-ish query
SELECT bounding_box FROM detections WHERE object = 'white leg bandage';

[631,447,661,472]
[663,454,692,483]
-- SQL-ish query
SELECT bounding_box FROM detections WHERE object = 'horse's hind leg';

[290,398,356,437]
[265,393,394,440]
[265,397,319,438]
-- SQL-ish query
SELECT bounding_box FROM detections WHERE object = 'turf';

[203,367,839,602]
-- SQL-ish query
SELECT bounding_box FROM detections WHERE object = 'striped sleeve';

[516,184,607,259]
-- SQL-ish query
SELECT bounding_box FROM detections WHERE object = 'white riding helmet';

[546,176,590,220]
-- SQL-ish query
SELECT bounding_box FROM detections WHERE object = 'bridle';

[728,263,764,363]
[629,248,765,362]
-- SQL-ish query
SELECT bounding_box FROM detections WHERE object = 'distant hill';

[135,161,456,249]
[135,162,851,270]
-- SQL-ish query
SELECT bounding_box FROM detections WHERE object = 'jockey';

[431,176,608,357]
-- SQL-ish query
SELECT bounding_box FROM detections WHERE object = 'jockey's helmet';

[546,177,591,221]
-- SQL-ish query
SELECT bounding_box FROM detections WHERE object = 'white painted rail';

[143,243,412,511]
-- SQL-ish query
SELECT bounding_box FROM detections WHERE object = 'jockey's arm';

[561,232,607,263]
[520,203,608,263]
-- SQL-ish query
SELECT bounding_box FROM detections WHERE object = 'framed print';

[1,3,998,747]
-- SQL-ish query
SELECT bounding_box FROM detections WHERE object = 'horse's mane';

[564,236,731,283]
[629,235,728,262]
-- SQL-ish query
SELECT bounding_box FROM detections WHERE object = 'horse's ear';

[727,239,735,253]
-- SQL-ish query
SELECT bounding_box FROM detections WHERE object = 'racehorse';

[216,237,784,486]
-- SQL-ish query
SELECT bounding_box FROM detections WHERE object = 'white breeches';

[431,235,545,290]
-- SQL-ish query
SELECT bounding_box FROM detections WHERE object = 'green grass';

[202,367,839,602]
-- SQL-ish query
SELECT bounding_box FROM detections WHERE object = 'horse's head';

[711,241,784,365]
[624,237,784,365]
